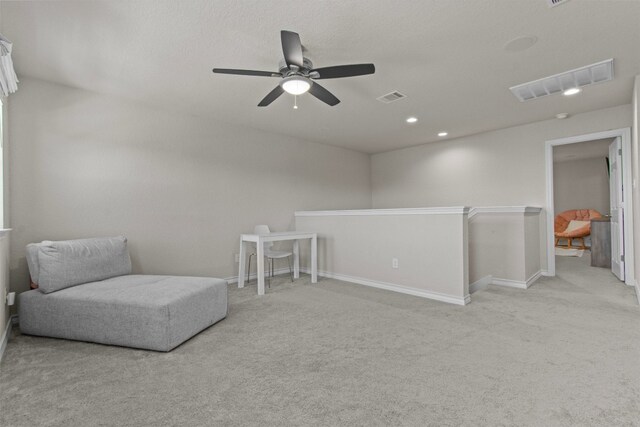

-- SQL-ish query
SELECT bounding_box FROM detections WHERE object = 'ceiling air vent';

[509,58,614,102]
[377,91,406,104]
[547,0,570,7]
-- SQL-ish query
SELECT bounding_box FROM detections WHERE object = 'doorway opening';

[545,128,635,289]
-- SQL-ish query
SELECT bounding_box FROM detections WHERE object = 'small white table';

[238,231,318,295]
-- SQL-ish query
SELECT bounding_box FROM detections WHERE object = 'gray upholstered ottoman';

[19,275,228,351]
[19,237,228,351]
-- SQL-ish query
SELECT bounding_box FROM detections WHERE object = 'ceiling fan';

[212,30,375,107]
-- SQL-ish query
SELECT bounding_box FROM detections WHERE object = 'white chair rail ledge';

[468,206,542,219]
[295,206,470,216]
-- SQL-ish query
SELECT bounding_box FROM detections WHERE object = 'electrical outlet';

[3,289,14,306]
[392,258,399,269]
[234,253,240,263]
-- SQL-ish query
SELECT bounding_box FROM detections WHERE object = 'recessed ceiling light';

[438,132,448,137]
[563,87,581,96]
[555,113,569,119]
[406,117,418,124]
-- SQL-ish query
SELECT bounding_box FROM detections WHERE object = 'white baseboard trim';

[491,270,542,290]
[301,268,469,305]
[540,269,552,277]
[0,315,14,363]
[470,275,492,294]
[526,270,543,287]
[240,265,543,302]
[491,277,528,289]
[225,267,294,285]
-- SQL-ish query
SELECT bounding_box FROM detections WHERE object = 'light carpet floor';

[555,247,585,257]
[1,254,639,426]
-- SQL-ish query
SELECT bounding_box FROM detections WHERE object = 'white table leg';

[293,240,300,279]
[238,238,246,288]
[311,234,317,283]
[256,236,265,295]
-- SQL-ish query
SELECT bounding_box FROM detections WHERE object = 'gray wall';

[371,104,632,272]
[296,210,470,304]
[7,78,372,294]
[0,99,7,341]
[633,75,640,297]
[468,211,540,284]
[0,0,9,344]
[553,156,610,216]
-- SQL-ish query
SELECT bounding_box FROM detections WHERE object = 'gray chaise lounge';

[19,236,228,352]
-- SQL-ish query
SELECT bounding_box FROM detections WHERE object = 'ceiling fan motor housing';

[279,57,314,75]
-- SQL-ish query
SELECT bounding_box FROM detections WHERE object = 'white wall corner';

[470,275,492,294]
[525,270,543,288]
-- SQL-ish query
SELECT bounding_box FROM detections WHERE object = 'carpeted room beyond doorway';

[1,255,639,426]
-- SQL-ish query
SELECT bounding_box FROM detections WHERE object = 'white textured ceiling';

[2,0,639,153]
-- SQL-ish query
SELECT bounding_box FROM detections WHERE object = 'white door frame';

[545,127,634,286]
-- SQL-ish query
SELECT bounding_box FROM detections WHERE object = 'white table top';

[240,231,317,242]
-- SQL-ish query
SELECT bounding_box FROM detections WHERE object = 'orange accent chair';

[554,209,602,249]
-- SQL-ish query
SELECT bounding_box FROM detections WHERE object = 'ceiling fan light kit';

[212,30,375,108]
[281,76,312,95]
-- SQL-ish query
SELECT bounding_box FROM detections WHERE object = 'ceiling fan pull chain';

[293,95,298,109]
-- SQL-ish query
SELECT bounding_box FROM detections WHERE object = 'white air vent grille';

[509,59,614,102]
[547,0,570,7]
[377,91,406,103]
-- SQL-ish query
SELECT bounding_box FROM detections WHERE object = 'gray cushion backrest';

[37,236,132,294]
[26,243,42,284]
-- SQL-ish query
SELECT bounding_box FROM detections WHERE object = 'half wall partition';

[295,206,542,305]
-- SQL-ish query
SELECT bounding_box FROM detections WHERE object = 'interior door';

[609,137,624,281]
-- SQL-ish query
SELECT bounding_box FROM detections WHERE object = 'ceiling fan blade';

[258,85,285,107]
[310,64,375,79]
[212,68,281,77]
[308,82,340,106]
[281,30,304,69]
